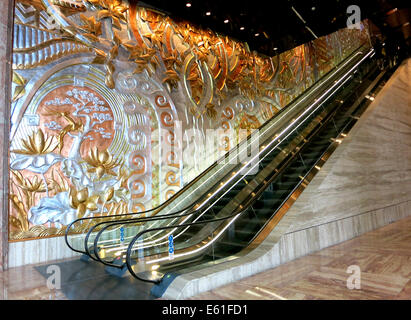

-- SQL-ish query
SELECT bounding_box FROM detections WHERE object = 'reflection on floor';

[189,215,411,300]
[0,257,155,300]
[2,215,411,300]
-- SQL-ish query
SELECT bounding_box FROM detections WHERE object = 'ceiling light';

[274,47,278,50]
[206,11,211,16]
[224,19,229,24]
[240,26,245,30]
[186,2,191,7]
[254,33,260,37]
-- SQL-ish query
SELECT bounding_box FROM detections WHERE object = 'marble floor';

[0,256,156,300]
[189,215,411,300]
[2,215,411,300]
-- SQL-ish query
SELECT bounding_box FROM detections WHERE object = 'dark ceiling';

[131,0,410,56]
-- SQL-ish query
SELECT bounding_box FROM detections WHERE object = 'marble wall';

[0,0,14,272]
[286,58,411,233]
[8,237,80,268]
[164,200,411,299]
[162,59,411,299]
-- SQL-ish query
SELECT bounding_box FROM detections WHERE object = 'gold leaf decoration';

[12,129,59,156]
[9,215,23,231]
[205,103,217,120]
[92,48,107,64]
[68,187,99,218]
[97,9,110,20]
[12,71,27,102]
[12,70,26,86]
[9,194,28,231]
[104,187,115,202]
[113,30,122,46]
[105,62,115,89]
[79,13,102,36]
[12,171,46,193]
[108,45,119,60]
[89,0,127,29]
[83,33,99,42]
[85,147,121,179]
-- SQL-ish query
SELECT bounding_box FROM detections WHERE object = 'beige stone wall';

[0,0,14,271]
[163,59,411,299]
[286,58,411,233]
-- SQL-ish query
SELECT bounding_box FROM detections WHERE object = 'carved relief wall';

[8,0,370,241]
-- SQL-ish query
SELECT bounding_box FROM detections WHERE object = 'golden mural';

[9,0,370,240]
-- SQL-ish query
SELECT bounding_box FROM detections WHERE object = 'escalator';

[65,45,387,290]
[65,44,371,260]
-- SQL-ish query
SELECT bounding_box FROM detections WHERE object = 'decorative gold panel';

[8,0,371,241]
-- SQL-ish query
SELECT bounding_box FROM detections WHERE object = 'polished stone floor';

[2,216,411,300]
[0,256,156,300]
[189,215,411,300]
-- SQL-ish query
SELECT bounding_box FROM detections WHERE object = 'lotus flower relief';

[69,186,99,218]
[11,170,47,193]
[21,175,47,193]
[84,147,121,179]
[29,187,100,226]
[29,192,75,226]
[10,129,62,174]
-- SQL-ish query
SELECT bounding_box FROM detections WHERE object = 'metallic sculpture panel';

[8,0,370,241]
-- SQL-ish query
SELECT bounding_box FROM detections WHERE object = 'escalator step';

[306,145,324,152]
[283,171,305,179]
[216,239,249,250]
[212,205,225,213]
[276,181,296,189]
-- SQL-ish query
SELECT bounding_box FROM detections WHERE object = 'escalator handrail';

[65,110,261,253]
[94,47,374,271]
[86,45,372,253]
[84,200,218,260]
[63,54,303,252]
[65,44,370,254]
[122,48,376,283]
[126,209,249,283]
[91,47,373,263]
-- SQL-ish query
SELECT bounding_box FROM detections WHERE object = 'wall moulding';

[1,0,15,271]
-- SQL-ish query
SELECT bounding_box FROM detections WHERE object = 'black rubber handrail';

[122,49,377,283]
[64,52,307,253]
[92,47,373,271]
[90,46,374,260]
[65,44,369,254]
[83,199,218,261]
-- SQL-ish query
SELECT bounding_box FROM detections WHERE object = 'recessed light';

[274,47,278,50]
[240,26,245,30]
[206,11,211,16]
[224,19,229,24]
[186,2,191,7]
[255,33,260,37]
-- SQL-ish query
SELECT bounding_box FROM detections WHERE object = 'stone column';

[0,0,14,271]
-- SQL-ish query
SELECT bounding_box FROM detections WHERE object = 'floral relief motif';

[8,0,370,240]
[85,148,121,179]
[9,85,132,239]
[11,130,61,174]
